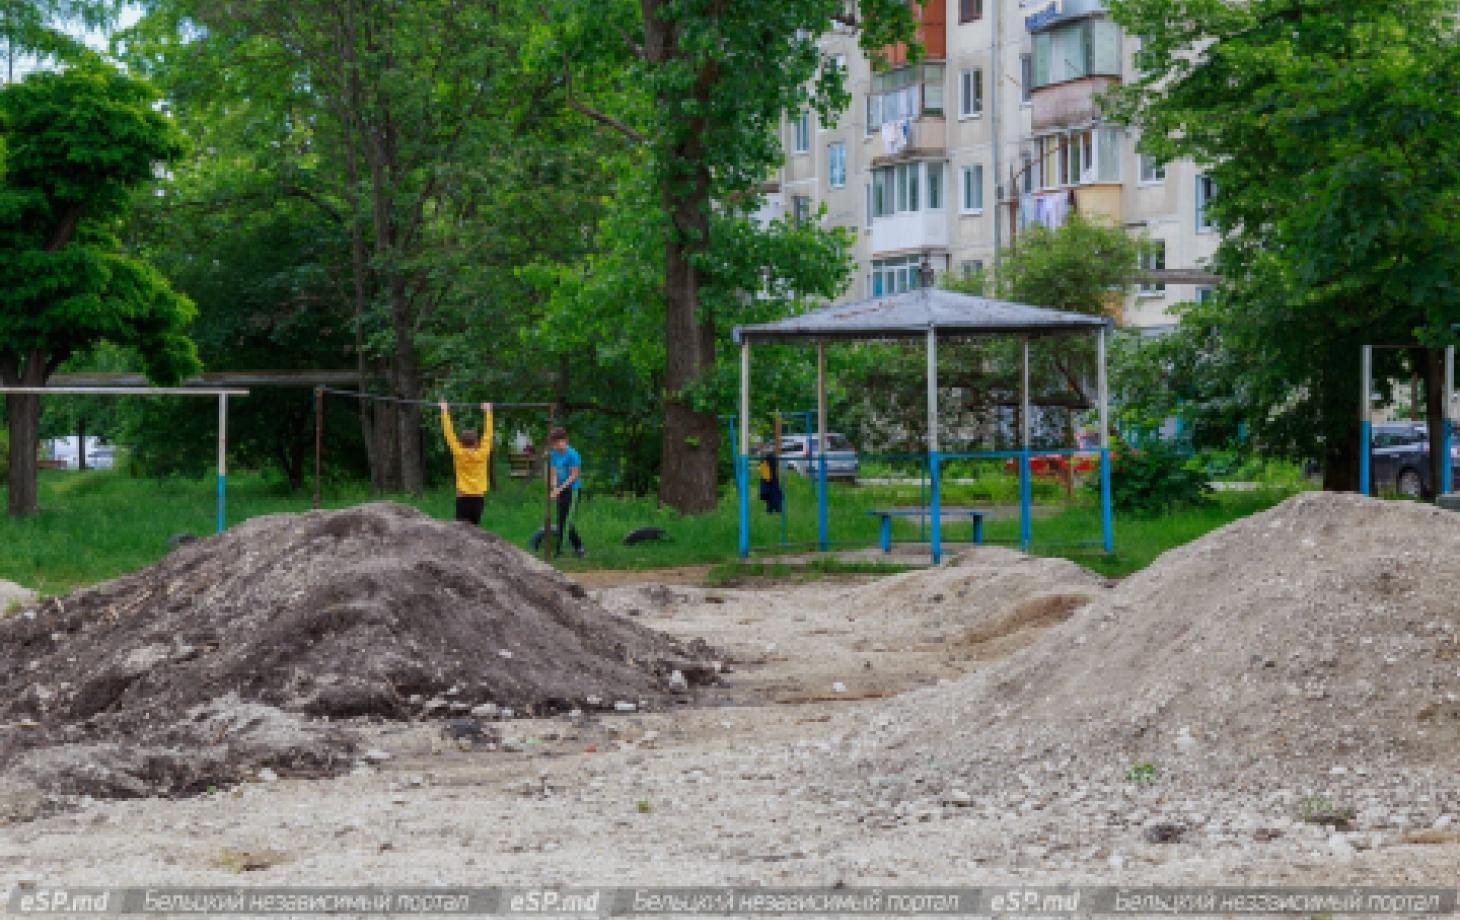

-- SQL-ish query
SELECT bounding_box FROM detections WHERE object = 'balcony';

[870,207,949,256]
[870,116,946,165]
[1031,75,1121,132]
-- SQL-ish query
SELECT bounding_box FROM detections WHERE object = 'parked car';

[1004,430,1100,478]
[775,433,860,480]
[1371,422,1460,497]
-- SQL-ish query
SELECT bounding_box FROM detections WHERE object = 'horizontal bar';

[319,387,553,410]
[51,370,357,387]
[0,386,249,396]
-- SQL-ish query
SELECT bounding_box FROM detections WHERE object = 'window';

[959,0,982,23]
[927,162,943,209]
[960,259,985,278]
[1196,174,1216,231]
[792,195,812,226]
[959,68,983,118]
[828,142,847,188]
[961,164,984,212]
[872,162,937,216]
[1139,154,1166,183]
[872,256,926,295]
[867,62,944,130]
[1032,18,1122,89]
[1196,286,1215,304]
[1140,240,1166,295]
[1020,53,1033,103]
[793,111,810,153]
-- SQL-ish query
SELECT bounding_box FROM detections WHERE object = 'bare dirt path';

[4,502,1459,890]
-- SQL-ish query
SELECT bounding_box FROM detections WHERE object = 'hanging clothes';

[758,455,784,514]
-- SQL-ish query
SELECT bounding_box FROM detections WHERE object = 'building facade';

[769,0,1218,329]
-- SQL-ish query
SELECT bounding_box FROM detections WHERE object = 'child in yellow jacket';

[439,401,493,525]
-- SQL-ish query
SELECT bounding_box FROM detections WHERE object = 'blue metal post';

[738,340,751,558]
[929,452,942,564]
[1019,450,1032,550]
[736,454,750,558]
[216,394,228,533]
[1360,345,1372,496]
[817,452,829,551]
[1019,336,1032,551]
[1098,327,1113,554]
[1100,449,1114,553]
[1444,347,1455,495]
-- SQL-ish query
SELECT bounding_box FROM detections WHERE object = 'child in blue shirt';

[548,427,585,557]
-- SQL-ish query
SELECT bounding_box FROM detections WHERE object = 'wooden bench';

[865,508,985,552]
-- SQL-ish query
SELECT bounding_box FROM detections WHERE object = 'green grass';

[0,466,1303,594]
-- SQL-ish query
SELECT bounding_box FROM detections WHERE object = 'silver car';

[777,433,859,480]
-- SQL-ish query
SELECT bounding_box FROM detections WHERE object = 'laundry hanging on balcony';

[1033,190,1072,230]
[881,118,911,155]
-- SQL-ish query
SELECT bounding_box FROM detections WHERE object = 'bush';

[1095,440,1212,513]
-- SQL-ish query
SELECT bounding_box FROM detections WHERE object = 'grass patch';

[0,465,1303,592]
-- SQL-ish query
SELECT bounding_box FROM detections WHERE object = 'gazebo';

[731,275,1115,563]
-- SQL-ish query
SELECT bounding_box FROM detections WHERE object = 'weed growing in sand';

[704,558,918,586]
[1125,761,1158,786]
[1296,795,1356,829]
[636,799,653,814]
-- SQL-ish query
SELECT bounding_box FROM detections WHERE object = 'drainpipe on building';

[989,0,1002,289]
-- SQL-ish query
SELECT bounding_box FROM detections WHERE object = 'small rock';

[500,707,516,719]
[498,649,514,659]
[667,670,689,692]
[614,701,637,713]
[363,749,392,764]
[586,695,603,706]
[832,682,847,694]
[471,703,499,718]
[257,768,278,783]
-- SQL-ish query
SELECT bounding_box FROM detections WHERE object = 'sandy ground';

[0,579,35,613]
[5,536,1457,894]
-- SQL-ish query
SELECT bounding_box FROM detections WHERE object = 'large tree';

[0,62,197,515]
[1105,0,1460,490]
[534,0,921,512]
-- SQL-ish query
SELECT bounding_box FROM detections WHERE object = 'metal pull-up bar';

[0,385,249,533]
[315,386,553,411]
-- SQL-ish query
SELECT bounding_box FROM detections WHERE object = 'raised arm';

[482,403,494,455]
[440,401,461,452]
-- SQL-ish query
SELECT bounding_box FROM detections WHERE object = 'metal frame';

[1357,345,1455,497]
[733,303,1114,564]
[0,386,249,533]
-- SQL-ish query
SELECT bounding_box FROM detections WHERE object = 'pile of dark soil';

[0,503,713,809]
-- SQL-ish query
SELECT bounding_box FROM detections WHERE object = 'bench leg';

[879,516,891,552]
[973,516,984,545]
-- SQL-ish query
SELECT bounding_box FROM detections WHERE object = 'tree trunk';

[77,416,87,472]
[647,0,721,513]
[3,348,49,516]
[5,393,40,516]
[1323,427,1361,493]
[1420,347,1448,498]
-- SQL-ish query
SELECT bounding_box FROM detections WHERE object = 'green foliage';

[949,212,1146,317]
[1104,0,1460,484]
[0,62,196,381]
[1095,440,1212,514]
[1125,761,1158,786]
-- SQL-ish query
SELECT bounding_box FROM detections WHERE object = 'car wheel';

[1397,468,1424,498]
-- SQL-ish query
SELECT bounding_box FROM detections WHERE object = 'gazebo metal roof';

[733,286,1110,344]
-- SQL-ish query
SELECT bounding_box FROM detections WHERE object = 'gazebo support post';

[1019,336,1032,550]
[217,393,229,534]
[738,340,751,558]
[1098,326,1113,553]
[1360,345,1372,496]
[1443,346,1454,495]
[816,341,829,552]
[927,325,942,564]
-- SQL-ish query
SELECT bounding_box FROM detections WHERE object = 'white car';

[775,433,860,480]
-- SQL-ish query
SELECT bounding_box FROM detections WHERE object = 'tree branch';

[563,55,646,144]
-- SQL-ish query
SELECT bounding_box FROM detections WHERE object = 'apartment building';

[771,0,1218,329]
